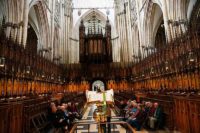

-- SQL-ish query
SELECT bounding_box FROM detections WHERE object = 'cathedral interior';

[0,0,200,133]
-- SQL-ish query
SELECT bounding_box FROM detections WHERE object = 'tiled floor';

[74,104,180,133]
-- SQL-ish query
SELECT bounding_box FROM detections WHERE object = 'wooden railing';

[70,121,135,133]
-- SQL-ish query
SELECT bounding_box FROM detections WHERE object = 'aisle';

[76,104,126,133]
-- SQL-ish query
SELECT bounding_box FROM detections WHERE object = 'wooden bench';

[0,101,23,133]
[174,95,200,133]
[140,95,174,130]
[23,98,52,133]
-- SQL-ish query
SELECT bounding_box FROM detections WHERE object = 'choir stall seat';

[0,100,23,133]
[23,99,53,133]
[174,96,200,133]
[141,95,174,130]
[0,103,9,133]
[188,98,200,133]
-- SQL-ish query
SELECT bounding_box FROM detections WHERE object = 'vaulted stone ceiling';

[0,0,197,64]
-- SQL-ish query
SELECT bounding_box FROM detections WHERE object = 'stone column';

[51,0,55,60]
[119,14,123,62]
[165,0,175,41]
[10,0,14,40]
[121,14,125,62]
[22,0,29,48]
[126,1,133,62]
[135,0,142,57]
[66,16,69,63]
[17,0,24,45]
[6,0,12,38]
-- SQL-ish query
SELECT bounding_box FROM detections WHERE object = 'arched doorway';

[92,80,105,91]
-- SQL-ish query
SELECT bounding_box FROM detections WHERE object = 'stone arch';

[151,0,162,8]
[90,78,106,91]
[28,1,50,52]
[144,2,165,48]
[0,0,7,29]
[92,80,105,91]
[73,9,116,39]
[72,9,115,63]
[188,0,200,32]
[186,0,198,20]
[1,0,23,41]
[73,9,108,38]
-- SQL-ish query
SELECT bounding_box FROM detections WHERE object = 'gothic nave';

[0,0,200,133]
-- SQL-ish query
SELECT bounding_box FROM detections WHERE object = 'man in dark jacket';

[130,105,148,131]
[50,104,69,130]
[149,103,164,129]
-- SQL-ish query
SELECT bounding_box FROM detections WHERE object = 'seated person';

[67,102,73,112]
[119,100,127,117]
[49,103,69,130]
[148,102,155,117]
[71,102,82,119]
[124,100,132,111]
[61,103,71,122]
[129,104,149,131]
[126,104,141,128]
[124,102,135,119]
[66,102,81,122]
[148,102,164,129]
[128,102,138,115]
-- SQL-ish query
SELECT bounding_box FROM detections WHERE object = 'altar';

[86,89,114,103]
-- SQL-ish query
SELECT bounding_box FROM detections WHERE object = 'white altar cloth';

[86,89,114,102]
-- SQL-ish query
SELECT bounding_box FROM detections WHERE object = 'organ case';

[79,19,112,64]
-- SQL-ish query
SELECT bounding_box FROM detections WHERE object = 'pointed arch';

[143,2,165,48]
[73,9,108,38]
[28,0,50,52]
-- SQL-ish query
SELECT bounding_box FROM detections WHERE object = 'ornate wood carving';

[79,19,112,64]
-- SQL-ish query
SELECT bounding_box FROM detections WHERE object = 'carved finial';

[0,16,6,37]
[2,16,6,28]
[106,16,109,23]
[80,19,85,28]
[106,17,111,28]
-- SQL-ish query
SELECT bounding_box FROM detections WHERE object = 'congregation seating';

[116,97,165,131]
[23,98,52,133]
[0,92,86,133]
[48,101,83,132]
[115,91,200,133]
